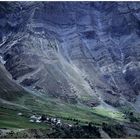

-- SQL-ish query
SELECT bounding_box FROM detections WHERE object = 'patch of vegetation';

[48,123,101,138]
[15,94,125,126]
[119,105,140,123]
[0,107,50,129]
[0,92,126,131]
[93,108,126,121]
[2,123,101,138]
[102,123,126,138]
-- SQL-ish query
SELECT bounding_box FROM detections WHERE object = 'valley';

[0,1,140,138]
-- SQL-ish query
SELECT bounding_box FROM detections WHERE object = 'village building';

[17,112,22,116]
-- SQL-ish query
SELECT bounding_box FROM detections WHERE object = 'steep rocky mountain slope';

[0,2,140,111]
[0,62,26,101]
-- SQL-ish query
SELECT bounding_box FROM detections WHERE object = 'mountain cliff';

[0,2,140,110]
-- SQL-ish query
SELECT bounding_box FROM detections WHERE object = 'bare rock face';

[0,2,140,107]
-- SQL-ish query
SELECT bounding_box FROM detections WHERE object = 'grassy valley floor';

[0,93,140,138]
